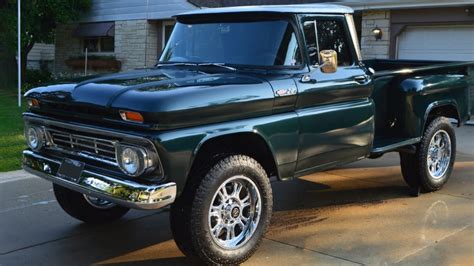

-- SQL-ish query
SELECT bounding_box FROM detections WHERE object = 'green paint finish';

[367,59,472,146]
[152,112,299,193]
[22,15,473,199]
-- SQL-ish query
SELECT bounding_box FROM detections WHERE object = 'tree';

[0,0,91,82]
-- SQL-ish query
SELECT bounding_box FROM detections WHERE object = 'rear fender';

[399,74,469,138]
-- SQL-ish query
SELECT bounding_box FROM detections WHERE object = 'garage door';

[397,25,474,61]
[397,25,474,117]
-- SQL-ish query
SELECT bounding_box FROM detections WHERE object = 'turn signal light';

[27,98,40,108]
[119,110,144,123]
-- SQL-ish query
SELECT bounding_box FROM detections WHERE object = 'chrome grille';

[47,128,117,163]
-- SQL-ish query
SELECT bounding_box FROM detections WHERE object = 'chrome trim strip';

[46,127,117,163]
[345,14,362,62]
[22,150,176,210]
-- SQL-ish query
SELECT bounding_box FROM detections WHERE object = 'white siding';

[80,0,198,22]
[28,43,55,61]
[27,43,55,70]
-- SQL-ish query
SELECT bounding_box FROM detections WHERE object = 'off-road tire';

[172,155,273,265]
[169,186,198,257]
[169,153,231,259]
[53,184,129,224]
[400,116,456,192]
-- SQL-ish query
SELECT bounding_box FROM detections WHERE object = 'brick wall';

[360,11,391,59]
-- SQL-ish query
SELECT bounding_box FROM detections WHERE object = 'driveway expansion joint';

[263,236,363,265]
[394,224,472,264]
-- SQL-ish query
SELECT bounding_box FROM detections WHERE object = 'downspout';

[144,0,150,68]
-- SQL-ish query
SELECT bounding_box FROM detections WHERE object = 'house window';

[74,22,115,54]
[83,36,114,53]
[162,21,175,48]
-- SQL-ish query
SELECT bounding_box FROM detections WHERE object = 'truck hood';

[25,68,276,130]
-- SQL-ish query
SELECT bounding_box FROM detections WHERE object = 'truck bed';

[363,59,473,155]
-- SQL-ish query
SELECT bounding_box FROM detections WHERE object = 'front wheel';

[53,184,129,224]
[400,116,456,192]
[171,155,273,264]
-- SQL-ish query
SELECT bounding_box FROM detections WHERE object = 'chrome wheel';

[427,130,452,180]
[208,175,261,250]
[83,195,116,209]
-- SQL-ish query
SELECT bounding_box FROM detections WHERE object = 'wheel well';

[188,133,278,180]
[426,104,460,129]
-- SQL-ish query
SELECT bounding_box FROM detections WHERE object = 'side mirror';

[320,50,338,73]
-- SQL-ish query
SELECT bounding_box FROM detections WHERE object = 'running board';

[371,137,421,155]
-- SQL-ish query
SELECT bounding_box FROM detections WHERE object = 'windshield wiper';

[156,62,197,67]
[156,62,237,71]
[197,63,236,71]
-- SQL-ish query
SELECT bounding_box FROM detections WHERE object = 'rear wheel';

[400,116,456,193]
[53,184,129,224]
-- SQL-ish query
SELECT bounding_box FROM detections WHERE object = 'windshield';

[159,19,302,67]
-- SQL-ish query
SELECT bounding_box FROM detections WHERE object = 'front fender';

[152,112,299,195]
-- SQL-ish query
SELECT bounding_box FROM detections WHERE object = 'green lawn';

[0,89,26,172]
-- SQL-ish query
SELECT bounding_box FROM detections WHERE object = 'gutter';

[335,0,474,11]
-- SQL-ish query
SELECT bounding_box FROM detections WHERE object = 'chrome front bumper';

[22,150,176,210]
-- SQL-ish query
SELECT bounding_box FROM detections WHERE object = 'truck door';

[294,14,374,175]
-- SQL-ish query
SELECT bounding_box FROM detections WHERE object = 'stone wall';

[146,21,160,67]
[360,11,391,59]
[54,20,160,75]
[115,20,159,71]
[156,21,165,59]
[54,24,82,74]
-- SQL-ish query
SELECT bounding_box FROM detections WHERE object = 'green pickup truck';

[22,4,472,264]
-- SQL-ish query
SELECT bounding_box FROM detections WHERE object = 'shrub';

[23,69,53,91]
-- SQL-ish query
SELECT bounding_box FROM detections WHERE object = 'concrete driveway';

[1,127,473,265]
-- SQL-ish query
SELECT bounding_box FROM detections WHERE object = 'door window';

[317,18,353,66]
[301,16,354,66]
[302,20,319,66]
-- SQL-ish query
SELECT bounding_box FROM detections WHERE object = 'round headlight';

[25,126,44,151]
[121,147,140,175]
[116,144,157,177]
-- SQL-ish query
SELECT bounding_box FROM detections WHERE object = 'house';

[54,0,198,74]
[54,0,474,71]
[53,0,473,113]
[190,0,474,61]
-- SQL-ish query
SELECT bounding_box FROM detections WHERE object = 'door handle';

[354,75,369,84]
[300,75,317,84]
